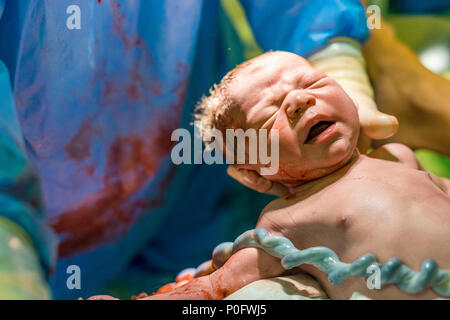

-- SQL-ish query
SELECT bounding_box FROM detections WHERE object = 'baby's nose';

[284,91,316,119]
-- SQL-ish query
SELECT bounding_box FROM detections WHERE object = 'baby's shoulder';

[367,143,421,170]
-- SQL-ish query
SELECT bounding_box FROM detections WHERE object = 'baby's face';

[230,51,359,184]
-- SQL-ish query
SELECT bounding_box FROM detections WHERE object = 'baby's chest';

[272,178,399,228]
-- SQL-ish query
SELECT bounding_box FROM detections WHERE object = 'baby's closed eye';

[303,73,328,90]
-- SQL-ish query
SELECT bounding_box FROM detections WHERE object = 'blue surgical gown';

[0,0,368,299]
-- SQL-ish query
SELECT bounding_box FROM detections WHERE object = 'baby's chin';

[264,150,356,185]
[267,165,341,185]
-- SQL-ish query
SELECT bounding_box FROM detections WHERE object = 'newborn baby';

[148,51,450,300]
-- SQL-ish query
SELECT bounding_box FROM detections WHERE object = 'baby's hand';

[227,166,289,197]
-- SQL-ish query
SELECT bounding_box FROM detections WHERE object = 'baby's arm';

[369,143,449,194]
[145,247,285,300]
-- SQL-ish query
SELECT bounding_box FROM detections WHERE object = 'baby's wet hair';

[194,51,277,145]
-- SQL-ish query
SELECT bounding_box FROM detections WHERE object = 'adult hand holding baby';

[363,21,450,155]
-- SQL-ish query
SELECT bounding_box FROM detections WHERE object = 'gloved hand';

[0,217,50,299]
[308,38,398,151]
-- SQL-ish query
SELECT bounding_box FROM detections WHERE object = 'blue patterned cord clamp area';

[216,227,450,297]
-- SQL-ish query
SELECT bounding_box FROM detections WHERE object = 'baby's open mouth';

[305,121,335,143]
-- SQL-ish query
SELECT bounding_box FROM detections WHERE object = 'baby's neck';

[287,149,360,195]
